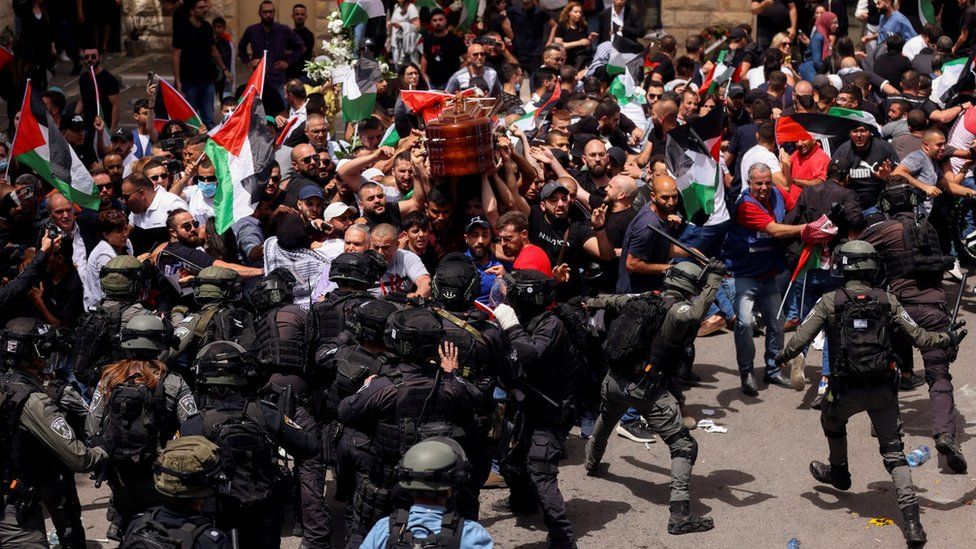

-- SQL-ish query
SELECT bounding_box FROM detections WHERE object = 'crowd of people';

[2,0,976,548]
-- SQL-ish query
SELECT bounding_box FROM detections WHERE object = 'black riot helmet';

[432,253,481,311]
[878,179,922,215]
[249,268,297,313]
[0,317,56,367]
[192,341,261,387]
[503,269,555,315]
[330,251,386,289]
[384,308,445,362]
[348,300,400,343]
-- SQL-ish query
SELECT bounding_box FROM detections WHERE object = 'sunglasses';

[148,173,170,182]
[301,155,320,164]
[270,175,282,183]
[180,220,201,231]
[121,189,142,201]
[196,175,217,183]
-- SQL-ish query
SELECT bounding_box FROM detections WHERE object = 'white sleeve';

[398,249,429,282]
[855,0,868,17]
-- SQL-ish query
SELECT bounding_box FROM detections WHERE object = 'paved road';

[67,279,976,548]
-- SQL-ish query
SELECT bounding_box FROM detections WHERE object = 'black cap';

[540,181,570,200]
[607,146,626,167]
[111,129,133,142]
[729,28,747,41]
[61,114,85,131]
[464,216,491,233]
[828,157,851,174]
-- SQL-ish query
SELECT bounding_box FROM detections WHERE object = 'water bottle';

[906,445,931,467]
[47,530,60,548]
[787,538,801,549]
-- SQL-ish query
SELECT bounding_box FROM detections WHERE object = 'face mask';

[198,182,217,198]
[0,160,7,173]
[514,83,521,93]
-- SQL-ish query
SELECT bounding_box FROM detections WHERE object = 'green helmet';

[836,240,879,279]
[192,266,241,304]
[396,437,470,492]
[100,255,149,299]
[193,341,257,386]
[120,315,176,357]
[153,436,225,499]
[664,262,703,295]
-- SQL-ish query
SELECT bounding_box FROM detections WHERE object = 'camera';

[45,221,65,241]
[159,137,185,153]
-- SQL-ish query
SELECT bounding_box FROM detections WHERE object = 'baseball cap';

[111,129,133,142]
[298,185,325,201]
[729,27,747,41]
[62,114,85,131]
[464,216,491,233]
[728,83,746,98]
[540,181,570,200]
[323,202,356,221]
[362,168,385,181]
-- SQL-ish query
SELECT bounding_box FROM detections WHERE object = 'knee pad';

[664,430,698,465]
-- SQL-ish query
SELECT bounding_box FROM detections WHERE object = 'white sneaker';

[59,52,71,62]
[615,421,656,443]
[949,259,963,281]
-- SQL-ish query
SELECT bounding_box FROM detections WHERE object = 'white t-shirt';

[183,186,216,226]
[311,239,345,300]
[129,188,189,230]
[745,65,795,89]
[902,35,926,61]
[373,248,429,296]
[82,239,134,310]
[739,144,782,185]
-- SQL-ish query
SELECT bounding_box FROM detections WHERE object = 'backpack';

[196,306,257,351]
[602,293,667,369]
[120,508,218,549]
[72,302,124,386]
[386,507,463,549]
[102,375,168,467]
[203,403,280,505]
[833,289,893,378]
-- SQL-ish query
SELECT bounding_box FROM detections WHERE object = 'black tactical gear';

[330,251,386,287]
[307,289,375,355]
[254,304,307,373]
[827,288,895,384]
[878,213,952,281]
[121,509,226,549]
[0,317,56,365]
[348,300,401,343]
[504,270,555,317]
[72,303,126,386]
[603,293,669,369]
[383,308,446,362]
[193,341,261,387]
[101,375,172,468]
[249,268,297,313]
[432,253,481,310]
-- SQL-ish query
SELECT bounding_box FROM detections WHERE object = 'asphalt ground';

[63,277,976,548]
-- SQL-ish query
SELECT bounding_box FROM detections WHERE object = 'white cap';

[362,168,385,181]
[323,202,356,221]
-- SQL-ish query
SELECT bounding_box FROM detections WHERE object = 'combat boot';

[901,504,926,547]
[934,433,968,473]
[667,500,714,535]
[809,461,851,490]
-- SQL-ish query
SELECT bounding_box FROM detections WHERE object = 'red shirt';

[513,243,553,276]
[736,186,798,232]
[790,145,830,183]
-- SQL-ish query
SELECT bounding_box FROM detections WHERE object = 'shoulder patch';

[283,415,302,430]
[676,304,691,314]
[900,309,918,327]
[174,326,191,339]
[50,416,75,440]
[89,389,102,412]
[178,394,198,415]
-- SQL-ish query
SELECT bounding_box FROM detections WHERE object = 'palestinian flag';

[701,49,736,96]
[380,125,400,147]
[0,45,12,72]
[609,72,647,127]
[154,76,203,132]
[665,107,723,225]
[775,109,878,145]
[607,35,643,78]
[11,80,99,210]
[244,51,266,98]
[935,56,972,107]
[400,89,478,123]
[511,86,562,135]
[458,0,479,28]
[919,0,937,25]
[338,0,385,27]
[204,87,275,233]
[334,58,382,122]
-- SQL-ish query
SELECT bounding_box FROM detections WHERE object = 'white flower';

[329,19,344,34]
[379,62,389,74]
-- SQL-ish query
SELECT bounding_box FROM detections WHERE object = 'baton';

[951,269,969,326]
[523,382,560,408]
[646,223,710,265]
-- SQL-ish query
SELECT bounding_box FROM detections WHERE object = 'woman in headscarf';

[799,10,838,82]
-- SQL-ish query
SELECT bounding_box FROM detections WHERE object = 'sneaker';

[579,411,596,439]
[935,433,968,473]
[615,420,656,443]
[788,353,806,391]
[697,314,725,337]
[948,259,964,281]
[59,51,71,62]
[763,372,793,389]
[483,471,508,488]
[899,372,926,391]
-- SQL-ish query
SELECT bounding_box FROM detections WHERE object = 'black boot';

[901,504,926,547]
[667,500,714,535]
[934,433,968,473]
[809,461,851,490]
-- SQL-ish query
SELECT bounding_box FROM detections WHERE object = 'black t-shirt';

[158,240,216,276]
[365,201,403,229]
[962,8,976,52]
[79,69,120,125]
[42,270,84,326]
[831,138,900,211]
[528,207,596,297]
[604,206,636,248]
[556,24,589,67]
[173,20,217,85]
[508,5,552,60]
[756,0,795,37]
[884,93,937,118]
[423,32,467,88]
[872,52,912,90]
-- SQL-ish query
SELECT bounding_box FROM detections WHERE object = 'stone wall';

[0,2,13,45]
[660,0,754,44]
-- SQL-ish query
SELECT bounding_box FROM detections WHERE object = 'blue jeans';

[181,81,215,129]
[733,275,785,377]
[796,269,838,375]
[680,221,736,319]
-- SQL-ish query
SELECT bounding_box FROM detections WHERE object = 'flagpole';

[260,50,267,98]
[90,65,103,121]
[4,79,30,183]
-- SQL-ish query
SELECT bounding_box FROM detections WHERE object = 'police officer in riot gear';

[491,269,579,549]
[307,251,385,357]
[777,240,967,548]
[430,252,513,519]
[180,341,320,549]
[338,308,484,547]
[120,314,180,363]
[583,259,725,535]
[360,437,494,548]
[862,178,968,473]
[72,254,153,387]
[0,317,109,546]
[122,436,233,548]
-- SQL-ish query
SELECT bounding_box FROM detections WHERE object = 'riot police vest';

[826,287,895,382]
[0,372,64,492]
[386,507,463,549]
[881,213,952,283]
[308,290,375,353]
[198,401,281,505]
[435,308,494,392]
[255,304,308,373]
[326,346,396,415]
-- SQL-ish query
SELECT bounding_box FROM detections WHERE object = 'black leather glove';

[948,329,968,347]
[774,351,788,364]
[951,320,966,331]
[705,259,728,278]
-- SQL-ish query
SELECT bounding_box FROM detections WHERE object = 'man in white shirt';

[369,223,431,297]
[739,121,788,188]
[445,43,502,97]
[46,192,95,273]
[122,172,190,255]
[182,158,219,225]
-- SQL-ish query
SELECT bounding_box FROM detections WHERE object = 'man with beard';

[446,42,502,97]
[782,137,830,187]
[76,47,120,131]
[464,217,504,305]
[596,175,639,293]
[574,140,613,210]
[618,175,688,293]
[426,187,464,253]
[831,122,899,214]
[102,152,125,188]
[282,143,325,207]
[122,173,189,255]
[568,100,641,153]
[157,209,263,278]
[494,211,553,275]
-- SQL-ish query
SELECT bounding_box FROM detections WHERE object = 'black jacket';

[596,5,644,43]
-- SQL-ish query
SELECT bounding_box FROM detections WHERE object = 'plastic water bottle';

[787,538,801,549]
[906,446,931,467]
[47,530,60,548]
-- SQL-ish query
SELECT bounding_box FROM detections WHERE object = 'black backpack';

[196,307,257,351]
[102,375,168,467]
[386,507,463,549]
[121,508,219,549]
[72,303,124,386]
[203,403,280,505]
[834,289,893,378]
[602,293,667,369]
